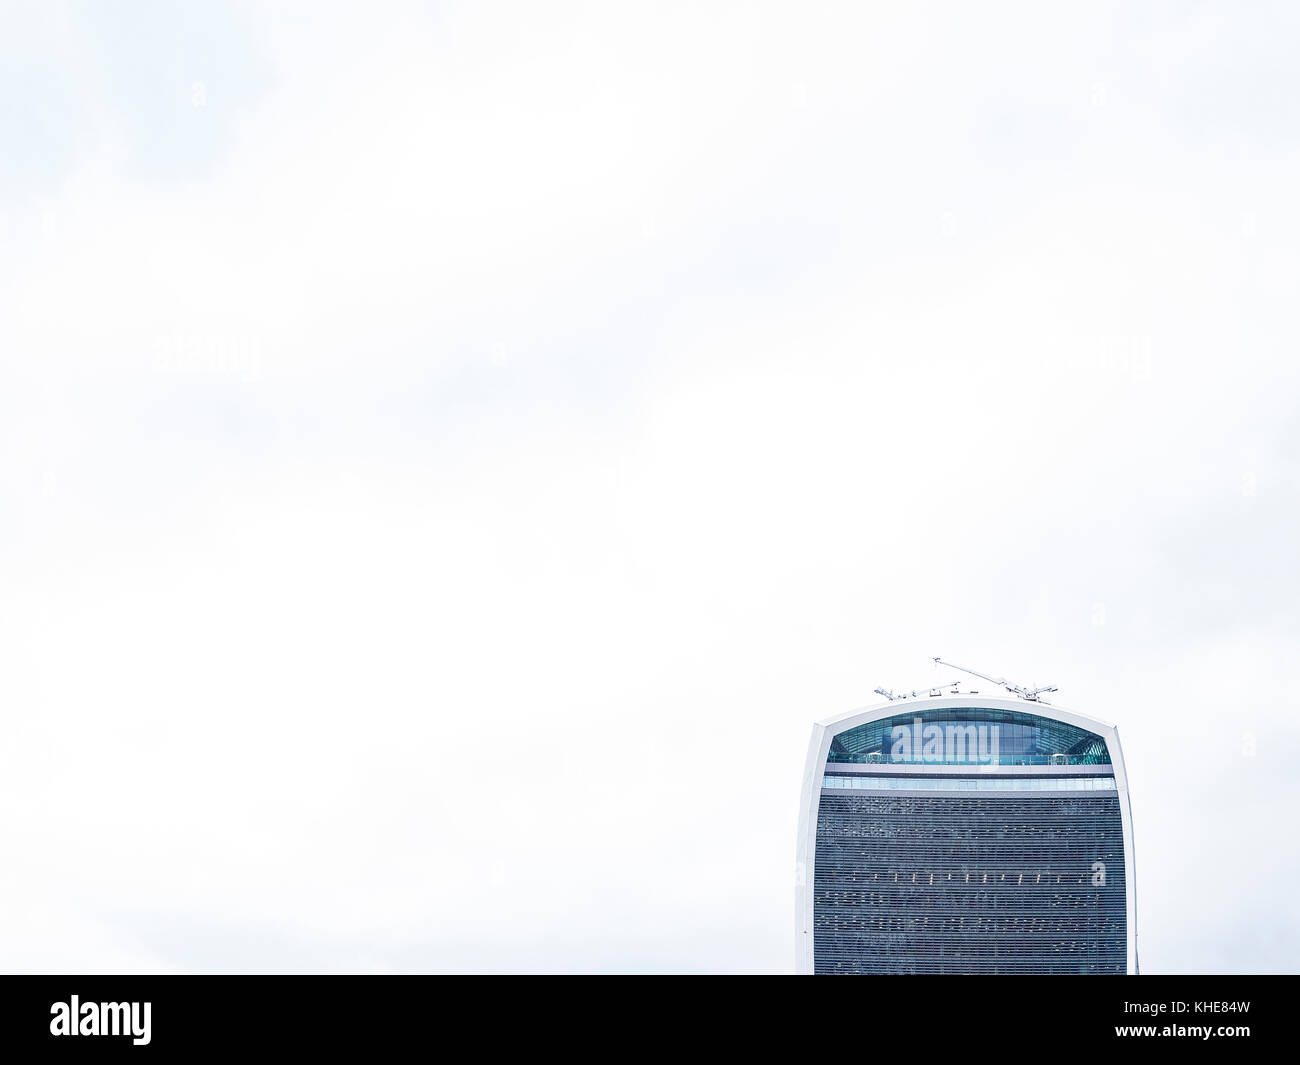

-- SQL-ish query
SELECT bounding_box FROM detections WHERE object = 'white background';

[1,1,1297,972]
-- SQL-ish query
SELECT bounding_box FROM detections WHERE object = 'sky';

[1,1,1298,973]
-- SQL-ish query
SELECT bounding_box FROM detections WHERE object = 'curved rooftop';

[828,705,1111,766]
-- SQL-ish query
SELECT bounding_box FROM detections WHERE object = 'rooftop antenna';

[932,657,1057,703]
[874,677,965,702]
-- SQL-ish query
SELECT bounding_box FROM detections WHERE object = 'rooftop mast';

[931,657,1057,703]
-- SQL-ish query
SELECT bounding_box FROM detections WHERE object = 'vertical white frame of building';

[794,694,1139,975]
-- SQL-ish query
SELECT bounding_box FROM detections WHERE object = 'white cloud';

[1,1,1297,972]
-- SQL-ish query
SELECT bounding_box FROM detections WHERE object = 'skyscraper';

[795,685,1137,974]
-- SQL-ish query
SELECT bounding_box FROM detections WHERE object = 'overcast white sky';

[2,1,1298,973]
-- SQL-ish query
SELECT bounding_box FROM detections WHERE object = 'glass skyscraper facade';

[796,696,1137,974]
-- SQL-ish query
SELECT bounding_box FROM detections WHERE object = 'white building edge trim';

[795,694,1139,975]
